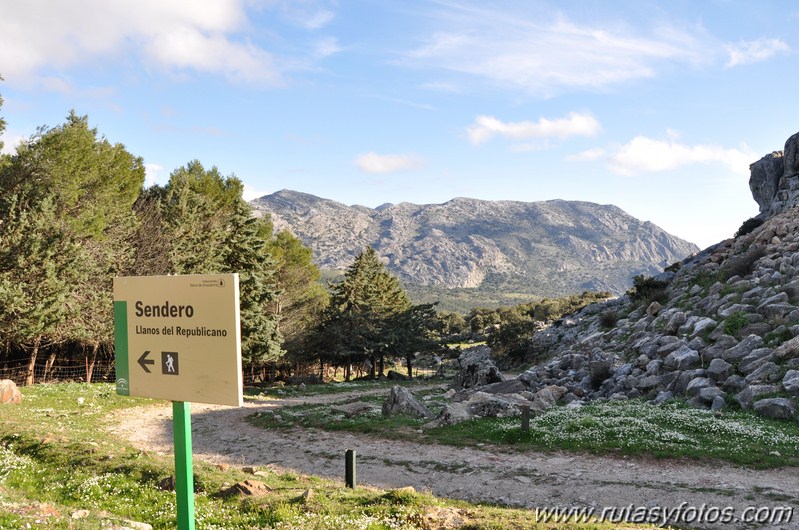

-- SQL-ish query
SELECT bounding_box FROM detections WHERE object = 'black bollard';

[345,449,356,488]
[521,405,530,432]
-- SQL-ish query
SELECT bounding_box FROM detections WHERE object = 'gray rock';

[665,311,687,334]
[739,348,775,373]
[480,379,529,395]
[636,375,662,391]
[424,402,471,428]
[707,358,733,382]
[749,150,784,213]
[783,370,799,396]
[711,395,727,411]
[735,384,780,409]
[722,375,747,393]
[664,346,700,371]
[745,362,781,384]
[698,385,725,403]
[465,391,530,418]
[653,391,673,405]
[685,377,714,398]
[382,386,433,419]
[775,336,799,360]
[646,301,662,316]
[753,397,796,420]
[452,345,504,390]
[691,318,718,337]
[530,385,568,412]
[723,334,765,363]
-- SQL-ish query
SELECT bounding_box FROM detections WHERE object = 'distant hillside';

[250,190,699,308]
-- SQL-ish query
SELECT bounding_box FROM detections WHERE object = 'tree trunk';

[378,354,385,377]
[25,337,41,386]
[319,359,325,382]
[406,353,413,379]
[86,340,100,383]
[368,354,376,380]
[344,362,351,382]
[43,350,57,382]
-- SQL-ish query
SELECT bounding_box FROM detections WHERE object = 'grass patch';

[430,400,799,468]
[254,391,799,469]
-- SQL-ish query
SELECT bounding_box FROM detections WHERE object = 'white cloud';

[355,152,424,174]
[144,163,166,187]
[725,38,790,68]
[0,129,27,155]
[0,0,335,86]
[575,135,757,176]
[466,112,600,146]
[312,37,342,60]
[568,147,606,161]
[404,5,709,96]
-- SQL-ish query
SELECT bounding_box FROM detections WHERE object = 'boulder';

[775,336,799,360]
[707,358,733,382]
[424,403,472,429]
[753,398,796,420]
[735,384,780,409]
[452,346,503,390]
[479,379,528,395]
[723,335,765,363]
[663,346,700,371]
[382,386,433,419]
[685,377,714,398]
[530,385,567,413]
[0,380,22,404]
[783,370,799,396]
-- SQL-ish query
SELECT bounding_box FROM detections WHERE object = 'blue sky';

[1,0,798,249]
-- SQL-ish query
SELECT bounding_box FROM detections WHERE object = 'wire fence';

[0,357,451,388]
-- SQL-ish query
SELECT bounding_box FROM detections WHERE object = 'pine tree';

[322,247,411,380]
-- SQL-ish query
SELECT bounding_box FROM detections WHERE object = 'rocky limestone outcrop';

[451,346,503,390]
[750,131,799,216]
[426,131,799,425]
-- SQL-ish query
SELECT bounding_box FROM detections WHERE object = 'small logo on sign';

[162,351,179,376]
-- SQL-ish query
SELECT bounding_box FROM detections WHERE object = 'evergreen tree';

[321,247,411,379]
[222,199,282,367]
[266,229,328,362]
[160,161,282,369]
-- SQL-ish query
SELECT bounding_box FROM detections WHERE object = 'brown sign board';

[113,274,242,407]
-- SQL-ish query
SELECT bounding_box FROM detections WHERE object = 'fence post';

[345,449,356,488]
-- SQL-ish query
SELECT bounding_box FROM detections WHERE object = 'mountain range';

[250,190,699,309]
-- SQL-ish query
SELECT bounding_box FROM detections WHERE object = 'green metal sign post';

[173,401,195,530]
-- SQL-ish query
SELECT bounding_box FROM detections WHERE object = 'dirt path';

[107,389,799,530]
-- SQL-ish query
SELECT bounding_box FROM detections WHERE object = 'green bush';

[628,275,669,305]
[735,217,764,238]
[723,311,749,337]
[598,310,620,330]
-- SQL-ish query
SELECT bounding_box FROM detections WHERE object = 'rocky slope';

[442,131,799,425]
[250,192,698,297]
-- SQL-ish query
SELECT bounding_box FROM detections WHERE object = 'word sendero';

[135,301,195,318]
